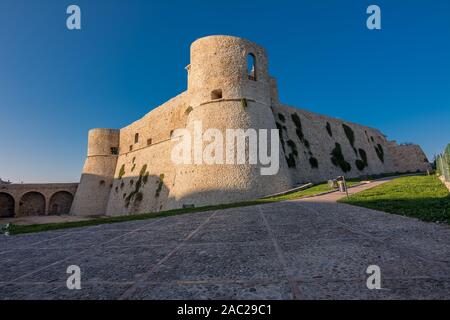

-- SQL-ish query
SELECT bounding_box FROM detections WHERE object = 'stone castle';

[0,36,430,218]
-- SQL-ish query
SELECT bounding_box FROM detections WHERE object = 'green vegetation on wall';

[118,164,125,179]
[342,124,357,153]
[185,106,193,115]
[326,122,332,137]
[355,148,368,171]
[309,157,319,169]
[124,164,149,208]
[286,140,298,156]
[374,144,385,163]
[276,122,286,154]
[286,154,296,168]
[155,173,165,197]
[241,98,248,108]
[330,143,351,173]
[291,113,304,142]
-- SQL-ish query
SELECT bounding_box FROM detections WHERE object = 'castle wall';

[69,35,431,217]
[387,141,431,173]
[0,183,78,217]
[70,129,119,216]
[274,105,398,184]
[105,92,190,216]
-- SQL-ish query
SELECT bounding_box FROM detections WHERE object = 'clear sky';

[1,0,449,183]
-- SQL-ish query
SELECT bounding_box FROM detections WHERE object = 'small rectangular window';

[129,145,133,152]
[211,89,222,100]
[110,147,119,155]
[134,133,139,143]
[147,138,152,146]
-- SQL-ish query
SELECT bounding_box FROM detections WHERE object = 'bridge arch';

[19,192,46,216]
[0,192,15,217]
[49,191,74,215]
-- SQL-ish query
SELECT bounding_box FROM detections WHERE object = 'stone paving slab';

[1,199,450,300]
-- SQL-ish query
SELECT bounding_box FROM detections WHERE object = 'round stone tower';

[168,35,292,209]
[70,128,119,216]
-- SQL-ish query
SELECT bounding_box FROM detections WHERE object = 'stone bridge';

[0,183,78,218]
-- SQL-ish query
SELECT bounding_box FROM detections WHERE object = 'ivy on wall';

[355,148,368,171]
[287,140,298,156]
[276,122,286,154]
[326,122,332,137]
[330,142,351,173]
[124,164,149,208]
[185,106,193,115]
[374,144,384,163]
[342,124,357,154]
[309,157,319,168]
[118,164,125,179]
[155,173,165,197]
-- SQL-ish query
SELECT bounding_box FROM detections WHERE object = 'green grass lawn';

[7,180,363,235]
[340,175,450,224]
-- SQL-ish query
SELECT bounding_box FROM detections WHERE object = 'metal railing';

[436,144,450,182]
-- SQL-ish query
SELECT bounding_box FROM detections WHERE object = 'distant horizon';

[1,0,449,183]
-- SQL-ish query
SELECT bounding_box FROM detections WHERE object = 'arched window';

[247,53,256,81]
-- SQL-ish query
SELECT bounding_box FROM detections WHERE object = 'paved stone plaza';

[1,199,450,299]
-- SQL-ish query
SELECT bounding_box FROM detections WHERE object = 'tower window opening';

[134,133,139,143]
[211,89,222,100]
[147,138,152,146]
[110,147,119,155]
[247,53,256,81]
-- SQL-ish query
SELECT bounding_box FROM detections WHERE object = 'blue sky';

[0,0,449,183]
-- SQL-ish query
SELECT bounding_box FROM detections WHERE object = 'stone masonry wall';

[70,35,430,217]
